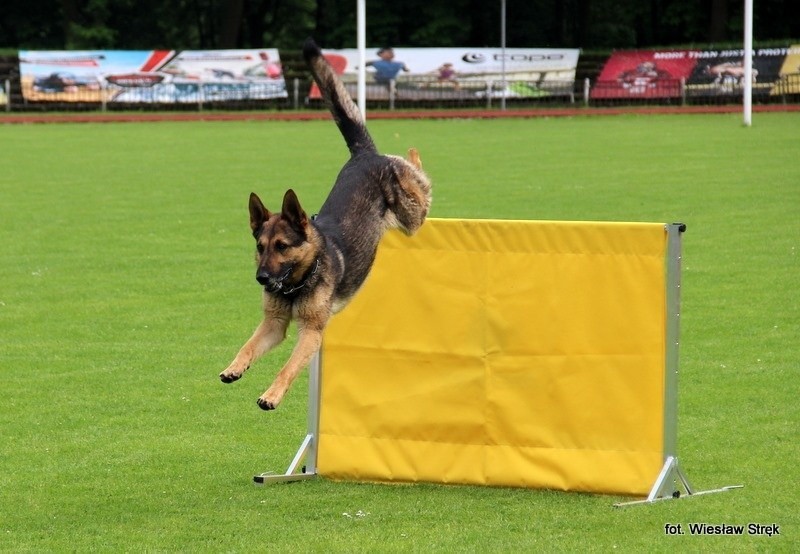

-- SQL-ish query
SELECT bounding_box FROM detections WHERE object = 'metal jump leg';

[253,350,321,484]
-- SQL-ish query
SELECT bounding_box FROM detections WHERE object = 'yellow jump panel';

[320,218,668,495]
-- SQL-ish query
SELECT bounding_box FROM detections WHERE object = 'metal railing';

[2,73,799,112]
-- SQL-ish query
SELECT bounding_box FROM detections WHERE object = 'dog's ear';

[281,189,309,234]
[249,192,271,235]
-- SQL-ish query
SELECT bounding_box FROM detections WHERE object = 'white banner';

[323,47,580,82]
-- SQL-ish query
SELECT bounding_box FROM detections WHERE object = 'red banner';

[591,50,696,99]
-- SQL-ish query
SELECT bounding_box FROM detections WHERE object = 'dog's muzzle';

[256,267,291,293]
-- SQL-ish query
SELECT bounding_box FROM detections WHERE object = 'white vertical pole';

[743,0,753,126]
[583,78,590,107]
[357,0,367,120]
[500,0,507,111]
[304,350,322,475]
[664,223,685,459]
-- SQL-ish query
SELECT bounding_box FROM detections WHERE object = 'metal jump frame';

[614,223,742,506]
[254,223,742,505]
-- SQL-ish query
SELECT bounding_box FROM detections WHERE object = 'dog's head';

[248,189,317,294]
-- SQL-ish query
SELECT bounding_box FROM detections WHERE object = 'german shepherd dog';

[219,39,432,410]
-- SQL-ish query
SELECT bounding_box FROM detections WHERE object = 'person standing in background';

[366,47,409,84]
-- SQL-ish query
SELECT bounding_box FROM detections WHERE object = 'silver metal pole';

[681,77,686,106]
[663,223,684,459]
[743,0,753,126]
[357,0,367,119]
[304,348,322,475]
[500,0,507,111]
[583,78,589,107]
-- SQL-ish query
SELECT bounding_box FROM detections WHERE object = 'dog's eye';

[256,243,265,254]
[274,241,288,252]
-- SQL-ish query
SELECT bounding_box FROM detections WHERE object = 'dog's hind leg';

[385,149,432,235]
[256,325,322,410]
[407,147,422,169]
[220,316,289,383]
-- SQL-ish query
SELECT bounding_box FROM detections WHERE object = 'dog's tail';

[303,38,376,156]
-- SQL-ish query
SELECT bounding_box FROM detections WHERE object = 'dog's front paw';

[220,365,246,383]
[256,397,277,411]
[220,372,240,383]
[257,387,284,411]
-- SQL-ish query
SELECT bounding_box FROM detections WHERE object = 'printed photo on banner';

[591,50,696,99]
[685,48,787,97]
[19,49,288,103]
[592,47,798,99]
[311,47,579,100]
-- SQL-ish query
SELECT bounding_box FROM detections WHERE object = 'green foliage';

[405,7,471,47]
[1,0,798,50]
[0,114,798,551]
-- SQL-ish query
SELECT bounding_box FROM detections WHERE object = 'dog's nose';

[257,270,283,292]
[256,270,271,286]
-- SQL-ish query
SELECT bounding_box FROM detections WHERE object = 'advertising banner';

[685,47,788,97]
[592,46,799,99]
[772,44,800,95]
[19,49,287,103]
[590,50,695,99]
[312,47,579,100]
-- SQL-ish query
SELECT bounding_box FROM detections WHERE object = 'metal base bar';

[649,455,693,500]
[614,456,743,507]
[253,433,317,485]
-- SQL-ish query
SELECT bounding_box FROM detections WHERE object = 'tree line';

[2,0,798,51]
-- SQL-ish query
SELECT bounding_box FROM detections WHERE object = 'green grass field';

[1,113,798,552]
